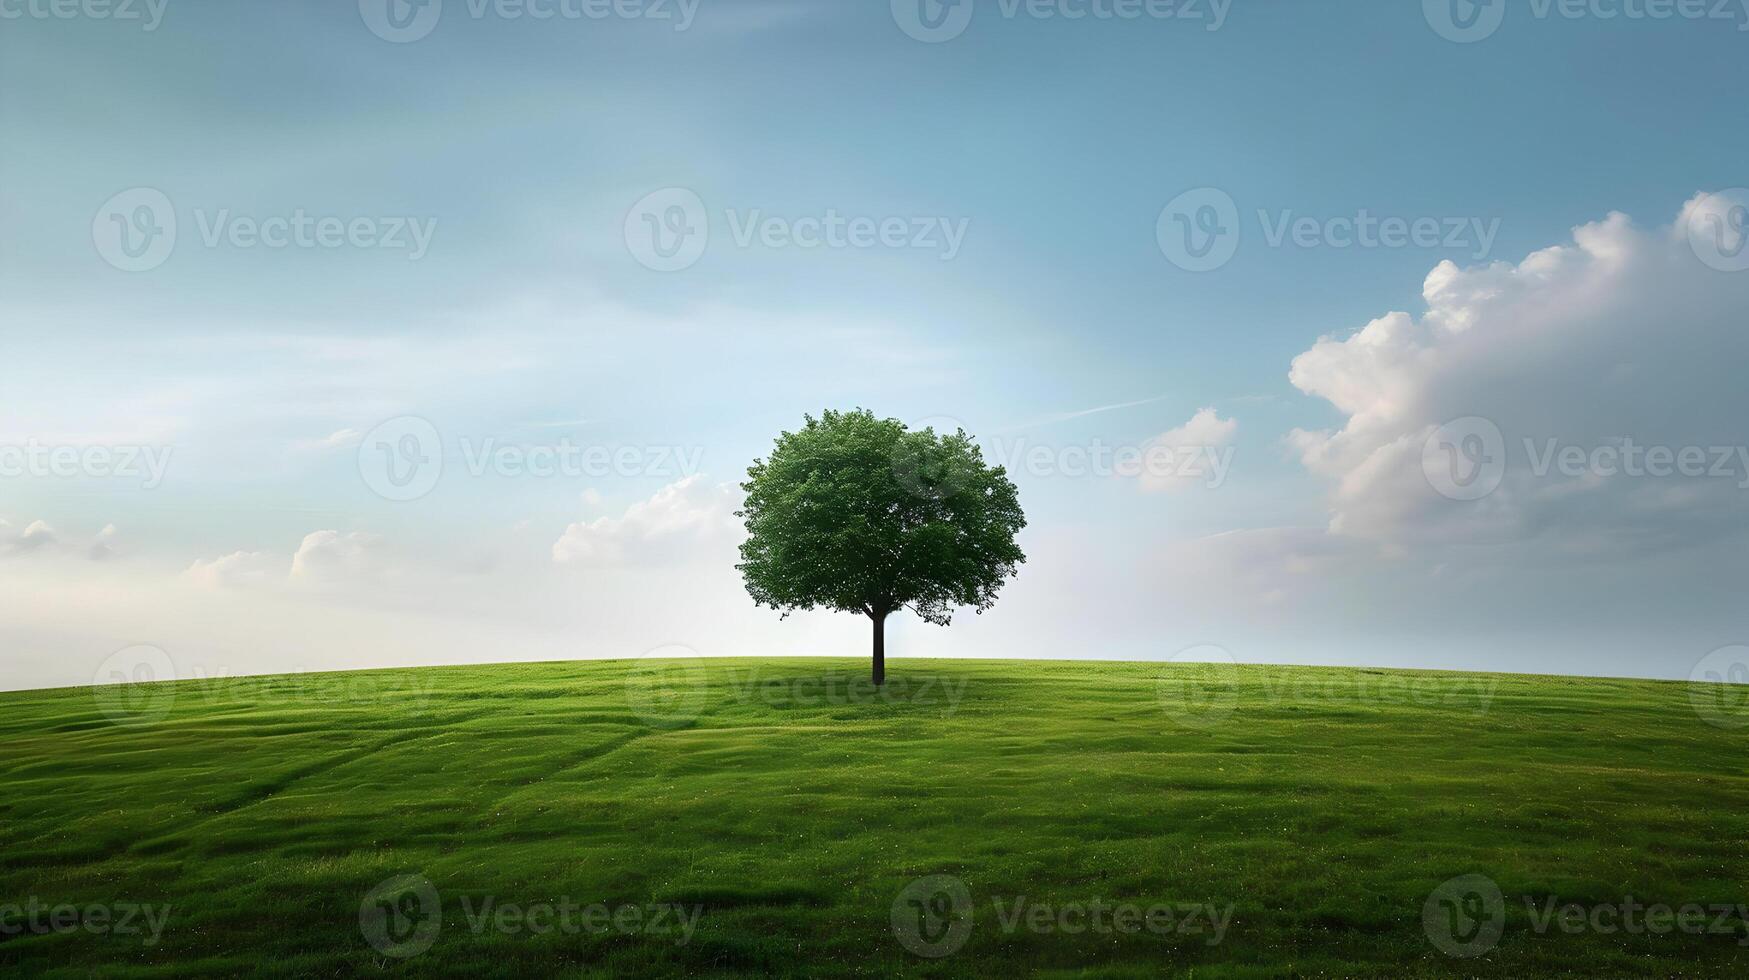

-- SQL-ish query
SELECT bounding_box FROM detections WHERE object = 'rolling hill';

[2,657,1745,977]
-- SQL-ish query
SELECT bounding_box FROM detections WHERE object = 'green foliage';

[737,409,1026,625]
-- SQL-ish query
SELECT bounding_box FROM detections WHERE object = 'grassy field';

[2,657,1746,977]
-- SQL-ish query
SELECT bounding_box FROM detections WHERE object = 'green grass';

[2,657,1745,977]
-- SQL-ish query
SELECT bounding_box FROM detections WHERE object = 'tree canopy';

[737,410,1026,681]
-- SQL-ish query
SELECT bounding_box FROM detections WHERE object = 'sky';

[2,0,1747,691]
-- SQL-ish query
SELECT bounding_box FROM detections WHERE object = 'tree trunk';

[871,611,887,687]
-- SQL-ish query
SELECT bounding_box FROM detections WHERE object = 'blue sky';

[3,0,1748,690]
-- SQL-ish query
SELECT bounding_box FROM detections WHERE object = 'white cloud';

[187,530,390,589]
[1285,195,1749,556]
[186,550,281,589]
[0,520,134,561]
[89,523,120,561]
[1137,407,1238,493]
[290,428,364,453]
[2,519,58,556]
[553,476,739,567]
[289,530,388,584]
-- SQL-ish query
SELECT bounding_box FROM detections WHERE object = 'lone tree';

[737,410,1026,685]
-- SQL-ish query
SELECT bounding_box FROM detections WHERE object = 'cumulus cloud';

[0,520,134,561]
[1284,194,1749,557]
[1136,408,1238,492]
[186,550,280,589]
[1,519,58,556]
[88,523,120,561]
[552,476,739,566]
[290,428,364,453]
[289,530,388,583]
[186,530,391,588]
